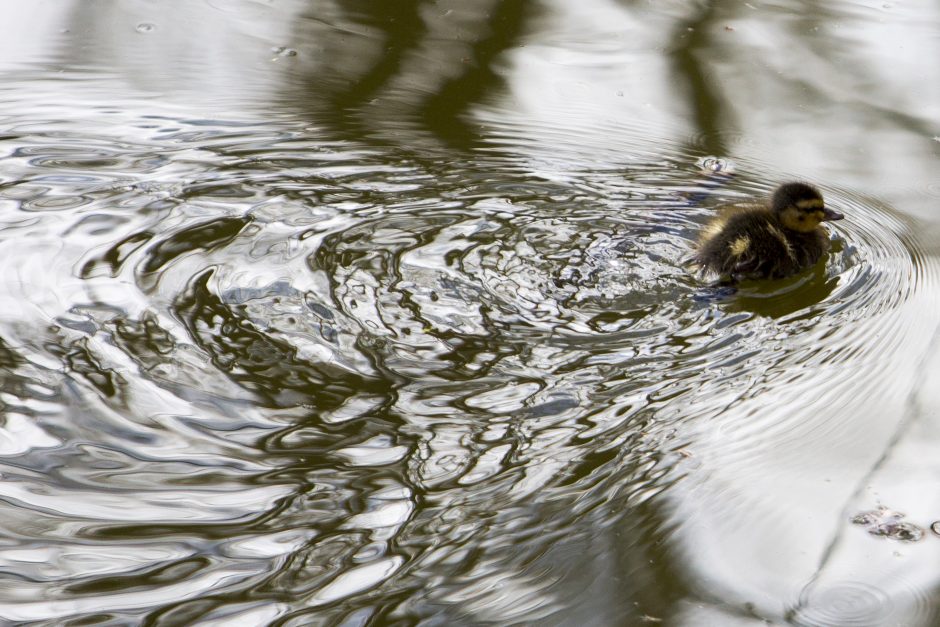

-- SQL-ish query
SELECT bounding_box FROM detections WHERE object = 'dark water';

[1,1,939,625]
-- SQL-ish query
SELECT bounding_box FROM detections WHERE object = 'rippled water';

[1,1,939,625]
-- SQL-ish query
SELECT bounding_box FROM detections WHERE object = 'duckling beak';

[822,207,844,221]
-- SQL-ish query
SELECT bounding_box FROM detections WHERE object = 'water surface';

[1,0,939,625]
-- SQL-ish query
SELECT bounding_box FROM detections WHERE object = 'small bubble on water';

[931,521,940,536]
[135,23,156,34]
[696,156,736,176]
[870,522,924,542]
[851,507,900,526]
[852,507,924,542]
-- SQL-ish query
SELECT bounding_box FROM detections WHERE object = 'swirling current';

[0,106,936,626]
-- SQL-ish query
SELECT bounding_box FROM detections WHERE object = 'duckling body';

[695,182,843,281]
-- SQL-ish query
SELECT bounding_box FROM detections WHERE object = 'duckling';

[695,182,844,281]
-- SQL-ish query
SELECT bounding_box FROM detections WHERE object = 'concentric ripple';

[150,143,929,461]
[0,0,937,620]
[794,581,896,626]
[793,578,934,627]
[0,107,935,626]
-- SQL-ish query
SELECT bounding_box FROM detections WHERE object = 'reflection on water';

[1,0,939,624]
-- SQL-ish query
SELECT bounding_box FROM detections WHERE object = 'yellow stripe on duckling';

[729,236,750,256]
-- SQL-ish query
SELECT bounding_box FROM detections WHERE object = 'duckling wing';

[697,211,796,279]
[699,203,762,243]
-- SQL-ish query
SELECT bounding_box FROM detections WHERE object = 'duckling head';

[772,182,844,232]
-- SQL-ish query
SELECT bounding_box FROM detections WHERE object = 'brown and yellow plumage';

[695,182,844,281]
